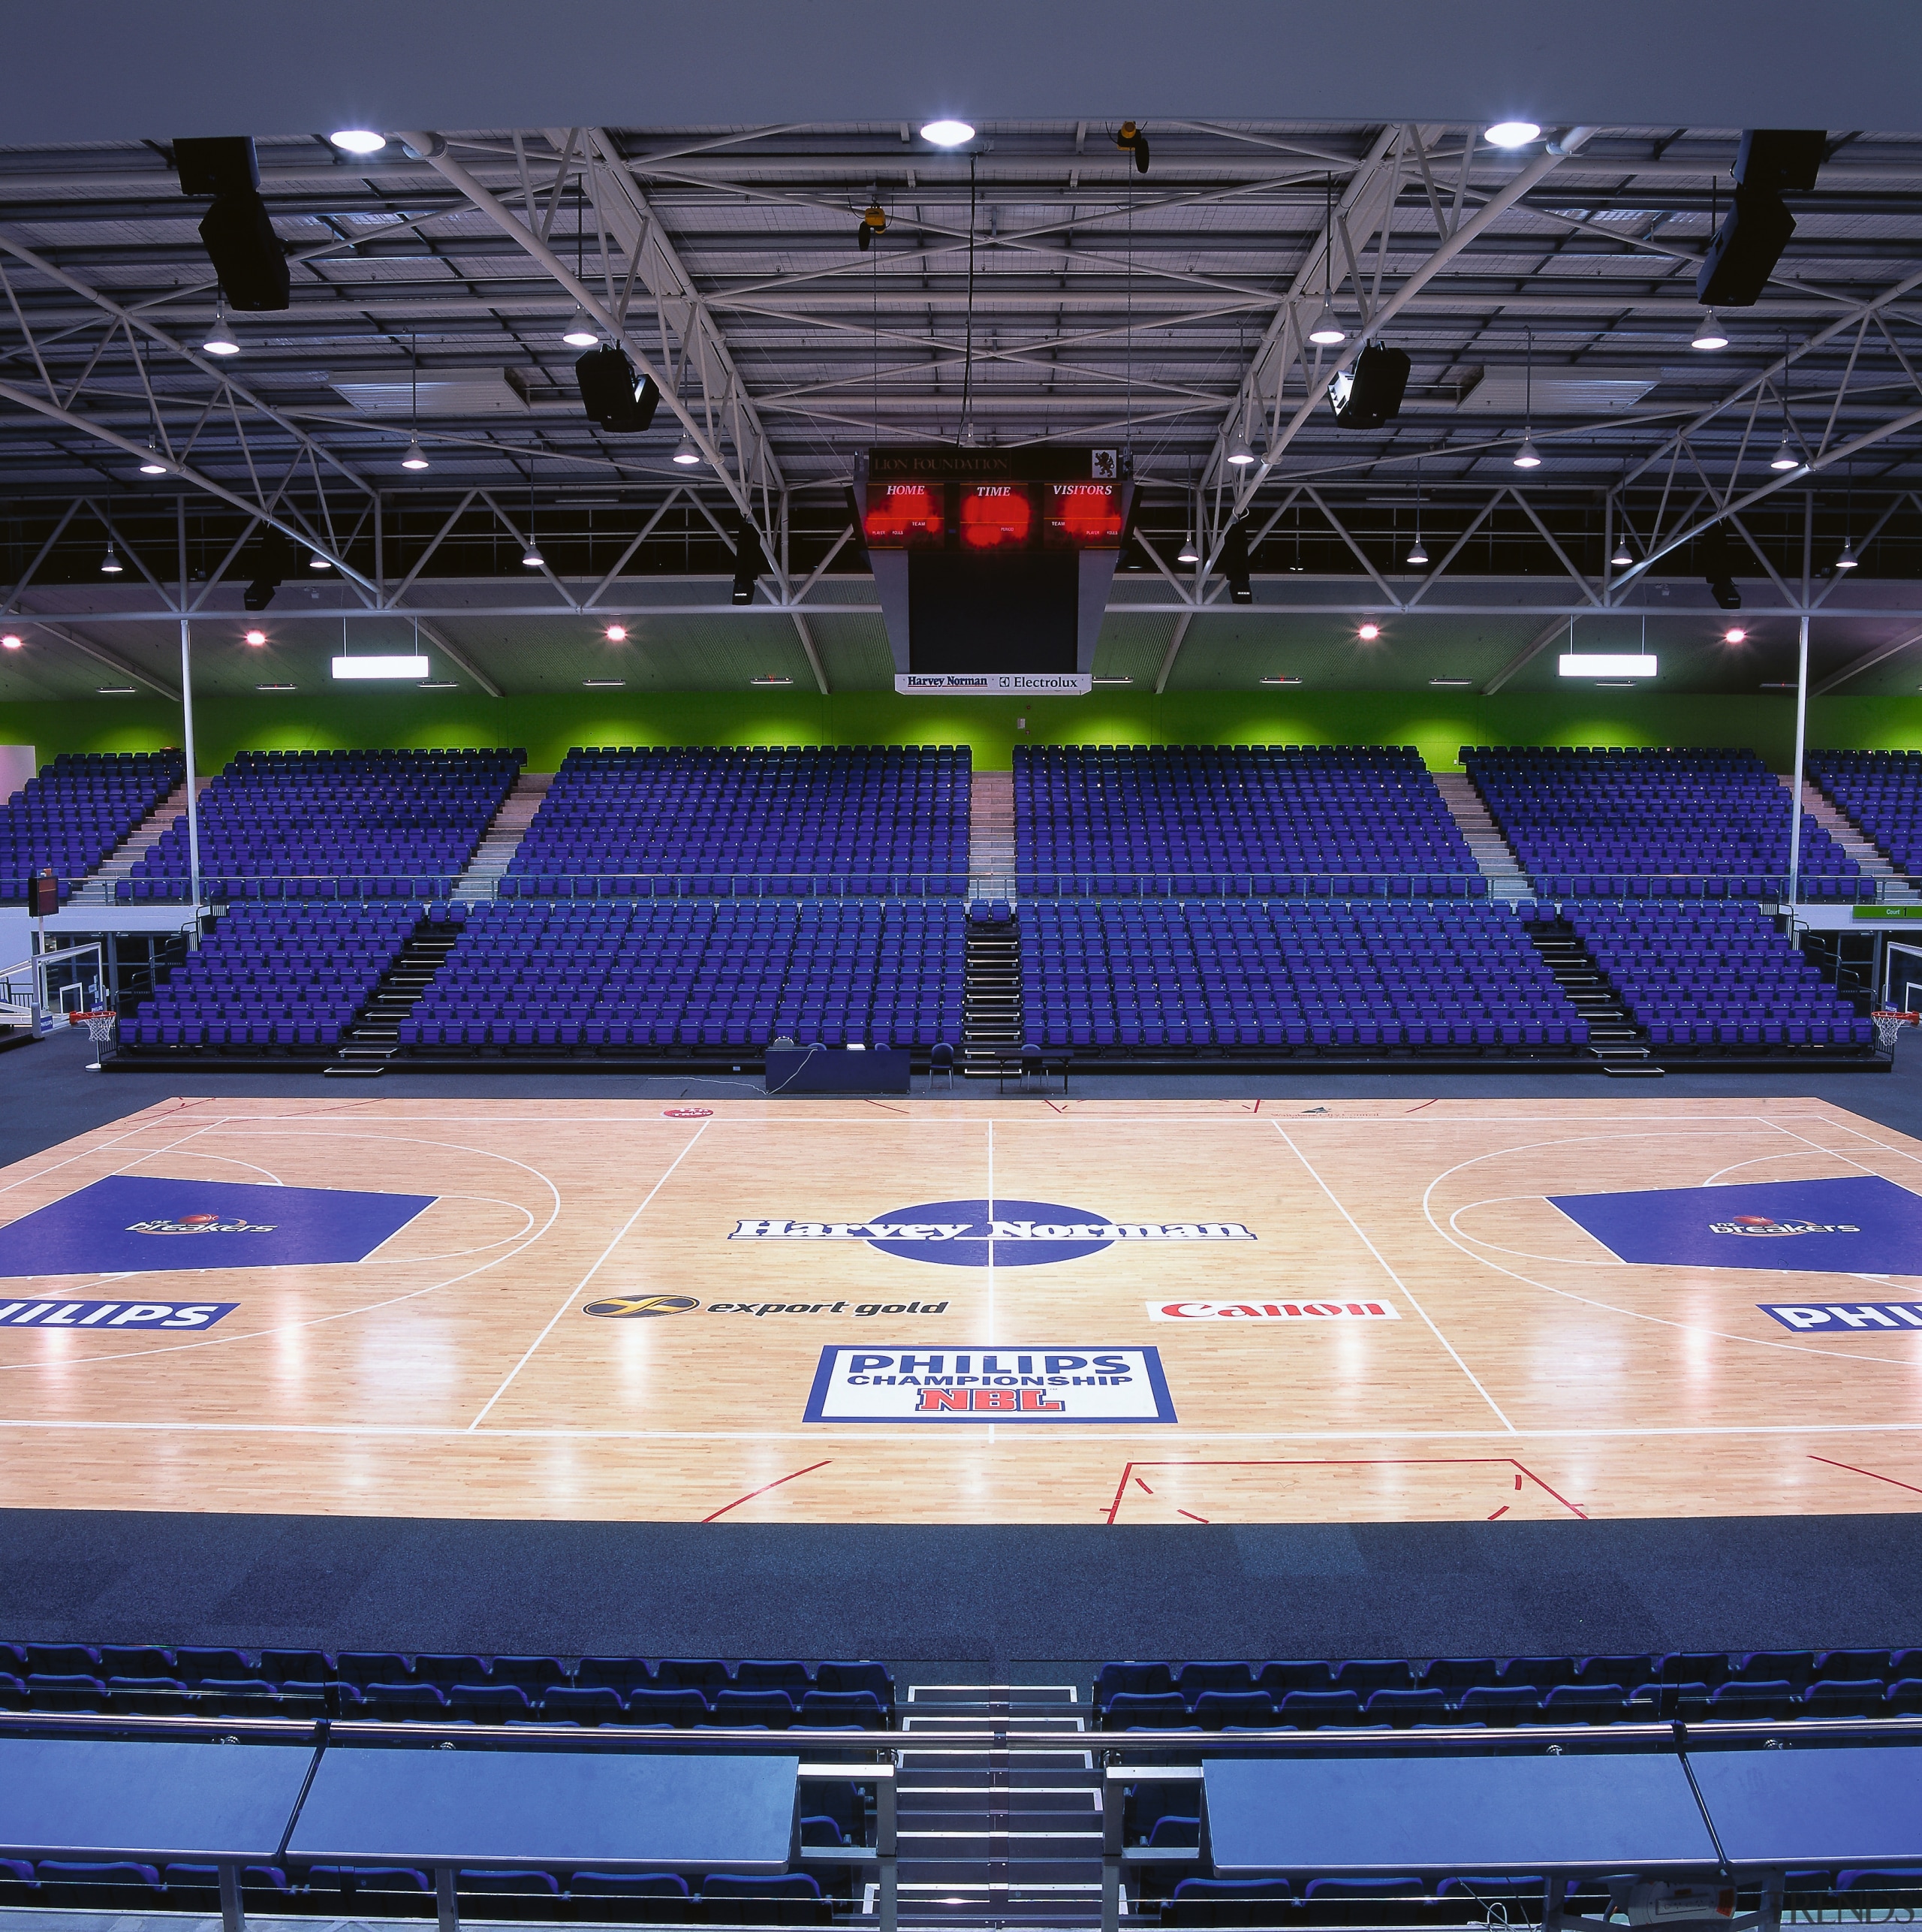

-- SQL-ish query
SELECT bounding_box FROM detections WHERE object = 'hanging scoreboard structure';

[856,448,1134,682]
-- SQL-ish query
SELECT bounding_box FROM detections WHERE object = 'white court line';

[7,1418,1922,1444]
[465,1119,711,1431]
[1272,1122,1517,1432]
[986,1120,995,1346]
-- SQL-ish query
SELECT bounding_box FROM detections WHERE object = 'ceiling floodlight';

[1484,121,1541,149]
[399,438,430,470]
[329,130,387,155]
[138,448,168,475]
[1559,653,1658,678]
[604,624,628,642]
[1724,625,1749,643]
[1611,537,1634,566]
[100,544,122,574]
[1357,622,1381,641]
[1770,434,1800,471]
[521,541,545,567]
[1406,536,1429,566]
[202,304,239,357]
[1225,428,1256,466]
[562,307,599,348]
[671,432,702,466]
[920,119,975,147]
[1512,435,1543,469]
[243,628,267,646]
[1691,312,1730,351]
[1836,541,1859,571]
[0,634,21,650]
[1176,532,1200,565]
[332,654,431,680]
[309,551,332,568]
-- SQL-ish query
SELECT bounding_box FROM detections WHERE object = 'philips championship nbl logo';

[730,1198,1255,1269]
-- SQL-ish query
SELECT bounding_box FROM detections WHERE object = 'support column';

[435,1864,459,1932]
[1788,613,1809,910]
[179,616,202,943]
[217,1861,245,1932]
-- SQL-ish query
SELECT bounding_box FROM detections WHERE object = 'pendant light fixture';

[1835,459,1857,569]
[100,541,123,574]
[202,300,239,357]
[522,458,544,568]
[400,333,430,469]
[1405,457,1428,565]
[1611,535,1634,567]
[1512,326,1543,468]
[1770,330,1800,469]
[1691,312,1729,351]
[1177,530,1200,565]
[1306,175,1346,346]
[562,185,598,346]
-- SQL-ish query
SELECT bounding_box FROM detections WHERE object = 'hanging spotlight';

[243,628,267,646]
[522,539,545,568]
[1611,536,1634,566]
[1116,122,1150,174]
[1306,296,1346,346]
[1691,312,1730,350]
[138,448,168,475]
[308,551,331,569]
[1512,326,1541,467]
[1176,531,1200,565]
[400,438,430,471]
[1357,622,1381,641]
[1405,535,1429,567]
[1225,427,1256,466]
[604,624,628,643]
[672,431,702,466]
[1512,435,1543,470]
[1484,121,1542,149]
[100,544,123,574]
[857,203,887,251]
[919,119,975,147]
[562,306,599,348]
[202,303,239,356]
[1770,433,1800,471]
[1836,541,1858,571]
[328,130,387,155]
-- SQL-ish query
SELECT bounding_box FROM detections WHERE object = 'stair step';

[322,1063,385,1078]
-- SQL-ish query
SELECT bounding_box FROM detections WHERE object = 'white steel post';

[1788,613,1809,909]
[179,616,203,941]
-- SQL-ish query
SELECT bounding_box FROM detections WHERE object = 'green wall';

[4,689,1922,773]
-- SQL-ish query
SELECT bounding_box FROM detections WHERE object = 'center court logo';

[729,1198,1255,1270]
[583,1294,701,1318]
[126,1211,276,1237]
[1710,1214,1860,1237]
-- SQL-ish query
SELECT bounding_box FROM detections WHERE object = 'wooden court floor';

[2,1094,1920,1526]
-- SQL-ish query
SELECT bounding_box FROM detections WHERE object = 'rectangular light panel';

[332,655,430,681]
[1559,653,1656,678]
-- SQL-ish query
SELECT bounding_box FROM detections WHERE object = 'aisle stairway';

[969,770,1016,901]
[1788,774,1922,903]
[451,770,551,902]
[71,778,205,906]
[1529,924,1660,1077]
[963,908,1022,1078]
[324,915,459,1078]
[1433,772,1532,903]
[896,1683,1100,1927]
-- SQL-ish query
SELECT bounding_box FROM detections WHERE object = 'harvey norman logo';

[731,1198,1254,1270]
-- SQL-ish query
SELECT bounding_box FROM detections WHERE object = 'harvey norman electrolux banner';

[893,674,1090,696]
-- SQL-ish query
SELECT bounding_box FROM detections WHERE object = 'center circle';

[866,1198,1114,1269]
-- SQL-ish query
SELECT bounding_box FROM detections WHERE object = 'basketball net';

[1872,1009,1918,1052]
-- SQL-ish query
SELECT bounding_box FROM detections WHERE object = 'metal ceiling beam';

[1481,615,1574,695]
[1811,624,1922,695]
[412,617,503,698]
[14,618,181,701]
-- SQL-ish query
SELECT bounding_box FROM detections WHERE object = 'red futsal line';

[1487,1505,1511,1520]
[701,1460,833,1523]
[1176,1509,1210,1524]
[862,1099,909,1115]
[1809,1453,1922,1497]
[1134,1476,1155,1494]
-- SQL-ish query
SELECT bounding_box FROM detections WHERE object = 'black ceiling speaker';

[1737,129,1826,194]
[242,528,300,610]
[1695,185,1796,309]
[1327,343,1411,430]
[1222,520,1252,603]
[176,134,288,310]
[574,343,660,433]
[731,522,767,604]
[1701,520,1743,611]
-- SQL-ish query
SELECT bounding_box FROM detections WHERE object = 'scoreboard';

[861,447,1131,554]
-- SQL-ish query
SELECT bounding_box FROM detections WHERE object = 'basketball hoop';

[1872,1009,1918,1053]
[75,1009,116,1071]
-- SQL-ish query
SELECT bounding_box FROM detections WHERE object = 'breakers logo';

[127,1210,276,1237]
[1711,1214,1861,1237]
[731,1198,1254,1270]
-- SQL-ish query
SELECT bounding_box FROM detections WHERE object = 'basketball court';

[1,1093,1920,1528]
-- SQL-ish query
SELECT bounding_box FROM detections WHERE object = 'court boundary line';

[1104,1455,1589,1525]
[465,1117,711,1431]
[1273,1122,1517,1433]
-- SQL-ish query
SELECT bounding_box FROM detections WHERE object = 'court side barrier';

[5,1709,1921,1932]
[0,1709,896,1932]
[99,870,1890,906]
